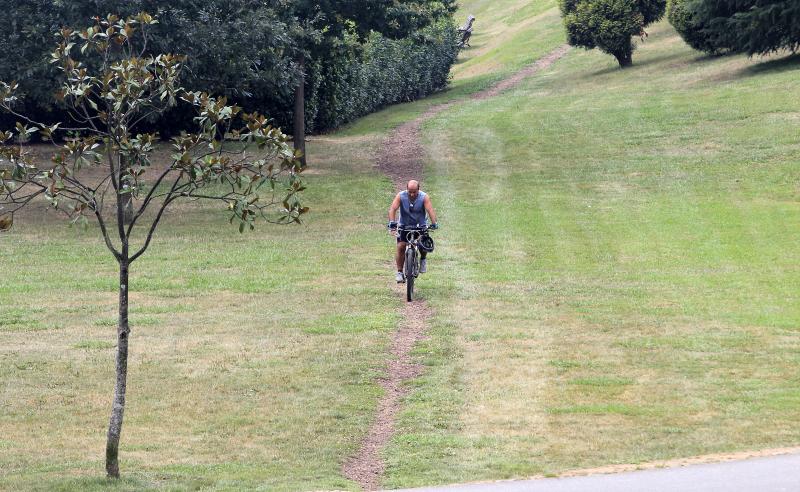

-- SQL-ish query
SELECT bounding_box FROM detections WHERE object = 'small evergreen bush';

[560,0,666,67]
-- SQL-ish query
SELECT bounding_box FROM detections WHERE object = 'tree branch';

[93,203,121,260]
[126,163,177,234]
[0,104,96,133]
[129,173,183,263]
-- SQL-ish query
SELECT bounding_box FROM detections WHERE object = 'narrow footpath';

[341,44,570,491]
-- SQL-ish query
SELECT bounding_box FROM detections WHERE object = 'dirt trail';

[342,302,432,490]
[376,44,570,189]
[342,44,570,491]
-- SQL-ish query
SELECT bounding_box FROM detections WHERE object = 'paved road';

[394,452,800,492]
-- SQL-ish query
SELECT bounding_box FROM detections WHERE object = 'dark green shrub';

[560,0,666,67]
[667,0,719,54]
[690,0,800,56]
[309,21,458,132]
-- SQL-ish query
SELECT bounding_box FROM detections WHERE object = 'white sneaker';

[420,259,427,274]
[395,271,405,283]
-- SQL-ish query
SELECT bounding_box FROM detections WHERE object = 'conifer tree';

[690,0,800,55]
[560,0,667,67]
[668,0,720,54]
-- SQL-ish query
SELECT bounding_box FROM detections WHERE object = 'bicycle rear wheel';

[405,248,416,302]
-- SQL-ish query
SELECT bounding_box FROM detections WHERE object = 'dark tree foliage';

[264,0,455,160]
[687,0,800,55]
[279,0,457,40]
[560,0,667,67]
[140,1,297,133]
[667,0,721,53]
[0,0,295,133]
[0,0,458,135]
[369,0,459,37]
[0,1,81,124]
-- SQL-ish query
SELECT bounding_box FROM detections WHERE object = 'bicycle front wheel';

[405,248,416,302]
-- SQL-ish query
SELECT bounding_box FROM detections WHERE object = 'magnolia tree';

[0,14,306,478]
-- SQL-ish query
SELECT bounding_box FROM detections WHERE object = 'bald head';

[406,180,420,201]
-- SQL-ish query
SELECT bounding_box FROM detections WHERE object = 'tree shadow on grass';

[740,53,800,77]
[584,50,688,77]
[696,52,800,84]
[690,51,738,64]
[453,39,488,66]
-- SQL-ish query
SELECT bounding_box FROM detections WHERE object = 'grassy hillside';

[339,0,562,136]
[383,17,800,489]
[451,0,561,79]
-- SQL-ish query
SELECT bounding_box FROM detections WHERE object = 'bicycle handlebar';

[397,225,436,232]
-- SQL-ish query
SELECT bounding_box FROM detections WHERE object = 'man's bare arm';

[424,195,437,224]
[389,194,401,222]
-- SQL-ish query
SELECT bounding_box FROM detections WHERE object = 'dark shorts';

[396,229,415,243]
[396,229,429,244]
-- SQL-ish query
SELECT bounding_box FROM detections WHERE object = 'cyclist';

[388,180,438,283]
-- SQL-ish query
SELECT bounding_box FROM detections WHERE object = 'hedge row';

[308,22,459,133]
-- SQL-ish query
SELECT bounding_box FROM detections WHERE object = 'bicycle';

[398,225,434,302]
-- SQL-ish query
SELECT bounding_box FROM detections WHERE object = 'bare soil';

[341,300,432,490]
[344,45,570,490]
[474,45,570,101]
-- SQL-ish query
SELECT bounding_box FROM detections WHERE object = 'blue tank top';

[399,191,427,227]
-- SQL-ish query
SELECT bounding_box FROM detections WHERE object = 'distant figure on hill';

[458,15,476,48]
[388,180,438,283]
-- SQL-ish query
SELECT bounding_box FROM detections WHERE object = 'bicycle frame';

[399,227,429,272]
[405,241,420,278]
[397,226,431,302]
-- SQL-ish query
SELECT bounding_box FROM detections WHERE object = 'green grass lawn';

[0,136,403,491]
[382,19,800,489]
[2,0,800,489]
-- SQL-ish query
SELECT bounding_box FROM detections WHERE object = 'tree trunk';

[120,156,134,225]
[615,45,633,67]
[293,55,307,167]
[106,259,130,478]
[121,195,133,225]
